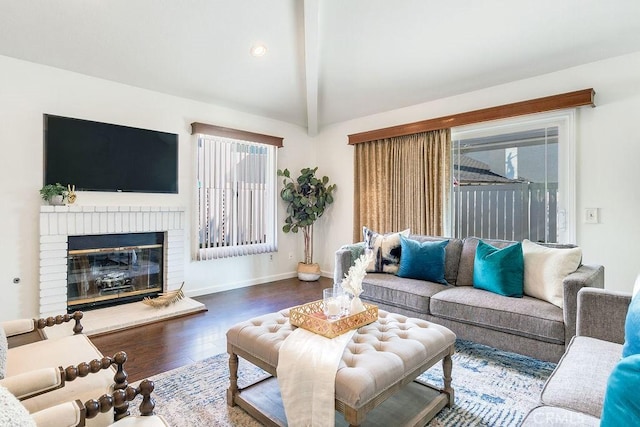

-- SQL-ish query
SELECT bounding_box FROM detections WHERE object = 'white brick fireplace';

[39,205,185,318]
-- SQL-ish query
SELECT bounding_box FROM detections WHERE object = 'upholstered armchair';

[0,312,131,423]
[1,379,168,427]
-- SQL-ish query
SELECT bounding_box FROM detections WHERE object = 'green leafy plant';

[277,167,336,264]
[39,183,67,202]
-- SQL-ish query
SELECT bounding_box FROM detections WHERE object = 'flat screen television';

[44,114,178,193]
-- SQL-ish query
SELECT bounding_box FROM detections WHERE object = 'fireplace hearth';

[67,232,164,312]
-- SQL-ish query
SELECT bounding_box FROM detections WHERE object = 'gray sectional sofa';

[521,287,631,425]
[334,234,605,363]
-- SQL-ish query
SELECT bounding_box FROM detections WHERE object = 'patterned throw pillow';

[362,227,410,274]
[473,240,524,297]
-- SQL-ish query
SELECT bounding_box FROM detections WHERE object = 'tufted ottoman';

[226,309,456,427]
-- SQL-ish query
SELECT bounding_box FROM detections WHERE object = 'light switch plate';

[585,208,599,224]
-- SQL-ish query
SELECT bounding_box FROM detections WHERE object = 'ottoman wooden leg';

[442,352,454,407]
[227,351,239,407]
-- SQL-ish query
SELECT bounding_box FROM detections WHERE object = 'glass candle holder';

[323,288,343,320]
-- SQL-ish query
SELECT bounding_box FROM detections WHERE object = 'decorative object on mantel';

[66,184,77,204]
[39,182,67,205]
[143,282,185,308]
[341,250,375,314]
[277,167,336,281]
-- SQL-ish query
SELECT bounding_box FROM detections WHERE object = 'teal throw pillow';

[622,292,640,358]
[601,354,640,427]
[473,240,524,297]
[397,236,448,284]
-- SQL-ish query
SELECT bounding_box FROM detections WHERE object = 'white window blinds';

[195,134,278,260]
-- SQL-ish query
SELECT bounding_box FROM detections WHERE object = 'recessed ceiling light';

[250,43,267,57]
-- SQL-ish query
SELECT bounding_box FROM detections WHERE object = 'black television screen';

[44,114,178,193]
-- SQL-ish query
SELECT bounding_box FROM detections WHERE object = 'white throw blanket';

[277,327,356,427]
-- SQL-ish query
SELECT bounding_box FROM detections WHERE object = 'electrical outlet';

[288,252,294,260]
[585,208,599,224]
[269,254,273,261]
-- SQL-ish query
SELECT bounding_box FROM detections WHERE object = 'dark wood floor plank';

[91,277,330,382]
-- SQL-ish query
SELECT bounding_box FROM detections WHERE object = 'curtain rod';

[348,88,595,145]
[191,122,283,147]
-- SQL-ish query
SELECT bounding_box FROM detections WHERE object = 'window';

[450,111,576,243]
[193,125,280,260]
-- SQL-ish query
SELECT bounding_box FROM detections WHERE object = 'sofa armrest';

[561,264,605,343]
[576,287,631,344]
[333,243,365,285]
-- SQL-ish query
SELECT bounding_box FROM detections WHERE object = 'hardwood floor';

[91,276,331,382]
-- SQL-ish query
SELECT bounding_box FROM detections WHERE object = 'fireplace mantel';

[39,205,185,318]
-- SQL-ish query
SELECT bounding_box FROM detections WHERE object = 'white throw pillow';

[522,239,582,309]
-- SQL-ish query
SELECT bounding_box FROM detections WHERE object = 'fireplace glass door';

[67,233,164,311]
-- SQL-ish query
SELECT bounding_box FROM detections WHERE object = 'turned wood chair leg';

[112,352,130,421]
[227,351,239,407]
[442,352,454,407]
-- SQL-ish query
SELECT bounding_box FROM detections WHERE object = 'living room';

[1,1,640,426]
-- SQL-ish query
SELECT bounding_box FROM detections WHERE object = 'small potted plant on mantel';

[39,183,67,205]
[277,167,336,281]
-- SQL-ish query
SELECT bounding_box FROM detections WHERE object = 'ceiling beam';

[303,0,320,136]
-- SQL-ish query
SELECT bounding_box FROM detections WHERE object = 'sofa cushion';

[540,335,622,418]
[362,227,409,274]
[397,236,448,284]
[522,239,582,309]
[457,237,517,287]
[622,292,640,358]
[430,286,565,343]
[362,274,447,314]
[600,354,640,426]
[473,240,524,297]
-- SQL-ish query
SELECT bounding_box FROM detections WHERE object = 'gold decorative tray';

[289,300,378,338]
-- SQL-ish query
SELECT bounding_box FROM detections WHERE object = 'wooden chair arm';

[5,311,84,348]
[13,350,130,418]
[81,379,156,425]
[31,379,156,427]
[35,310,84,335]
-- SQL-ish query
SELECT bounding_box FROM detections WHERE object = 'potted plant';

[277,167,336,281]
[39,183,67,205]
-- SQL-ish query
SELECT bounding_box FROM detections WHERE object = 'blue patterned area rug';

[132,339,555,426]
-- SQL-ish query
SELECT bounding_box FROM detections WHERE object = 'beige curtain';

[353,129,451,242]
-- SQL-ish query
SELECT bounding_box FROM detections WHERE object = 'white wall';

[316,51,640,293]
[0,55,314,321]
[2,51,639,321]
